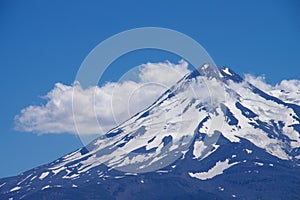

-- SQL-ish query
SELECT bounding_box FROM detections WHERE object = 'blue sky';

[0,0,300,178]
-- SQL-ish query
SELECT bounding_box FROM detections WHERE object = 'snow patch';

[295,155,300,159]
[222,68,232,76]
[124,173,138,176]
[188,159,239,180]
[41,185,50,190]
[10,186,21,192]
[17,174,32,185]
[114,176,124,179]
[193,140,205,159]
[254,162,264,166]
[0,182,6,188]
[156,170,169,173]
[30,175,37,181]
[39,172,49,180]
[69,174,79,179]
[244,149,252,154]
[51,166,66,175]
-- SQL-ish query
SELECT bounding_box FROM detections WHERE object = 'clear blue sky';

[0,0,299,178]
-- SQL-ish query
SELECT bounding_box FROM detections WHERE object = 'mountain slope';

[1,65,300,200]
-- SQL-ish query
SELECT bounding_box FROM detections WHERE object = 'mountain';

[1,65,300,200]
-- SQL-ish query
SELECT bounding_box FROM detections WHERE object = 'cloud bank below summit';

[245,74,300,104]
[15,60,190,135]
[15,61,300,135]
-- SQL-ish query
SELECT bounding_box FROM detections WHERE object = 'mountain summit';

[1,65,300,200]
[185,63,222,80]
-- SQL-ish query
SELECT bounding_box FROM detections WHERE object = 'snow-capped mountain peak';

[184,63,223,80]
[1,65,300,200]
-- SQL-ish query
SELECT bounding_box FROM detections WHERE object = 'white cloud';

[138,60,189,85]
[15,60,190,135]
[244,74,273,92]
[244,74,300,104]
[275,79,300,92]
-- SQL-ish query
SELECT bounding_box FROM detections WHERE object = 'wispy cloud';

[14,60,190,135]
[244,74,300,104]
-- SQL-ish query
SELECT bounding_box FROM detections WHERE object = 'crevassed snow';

[188,159,239,180]
[10,186,21,192]
[39,172,49,180]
